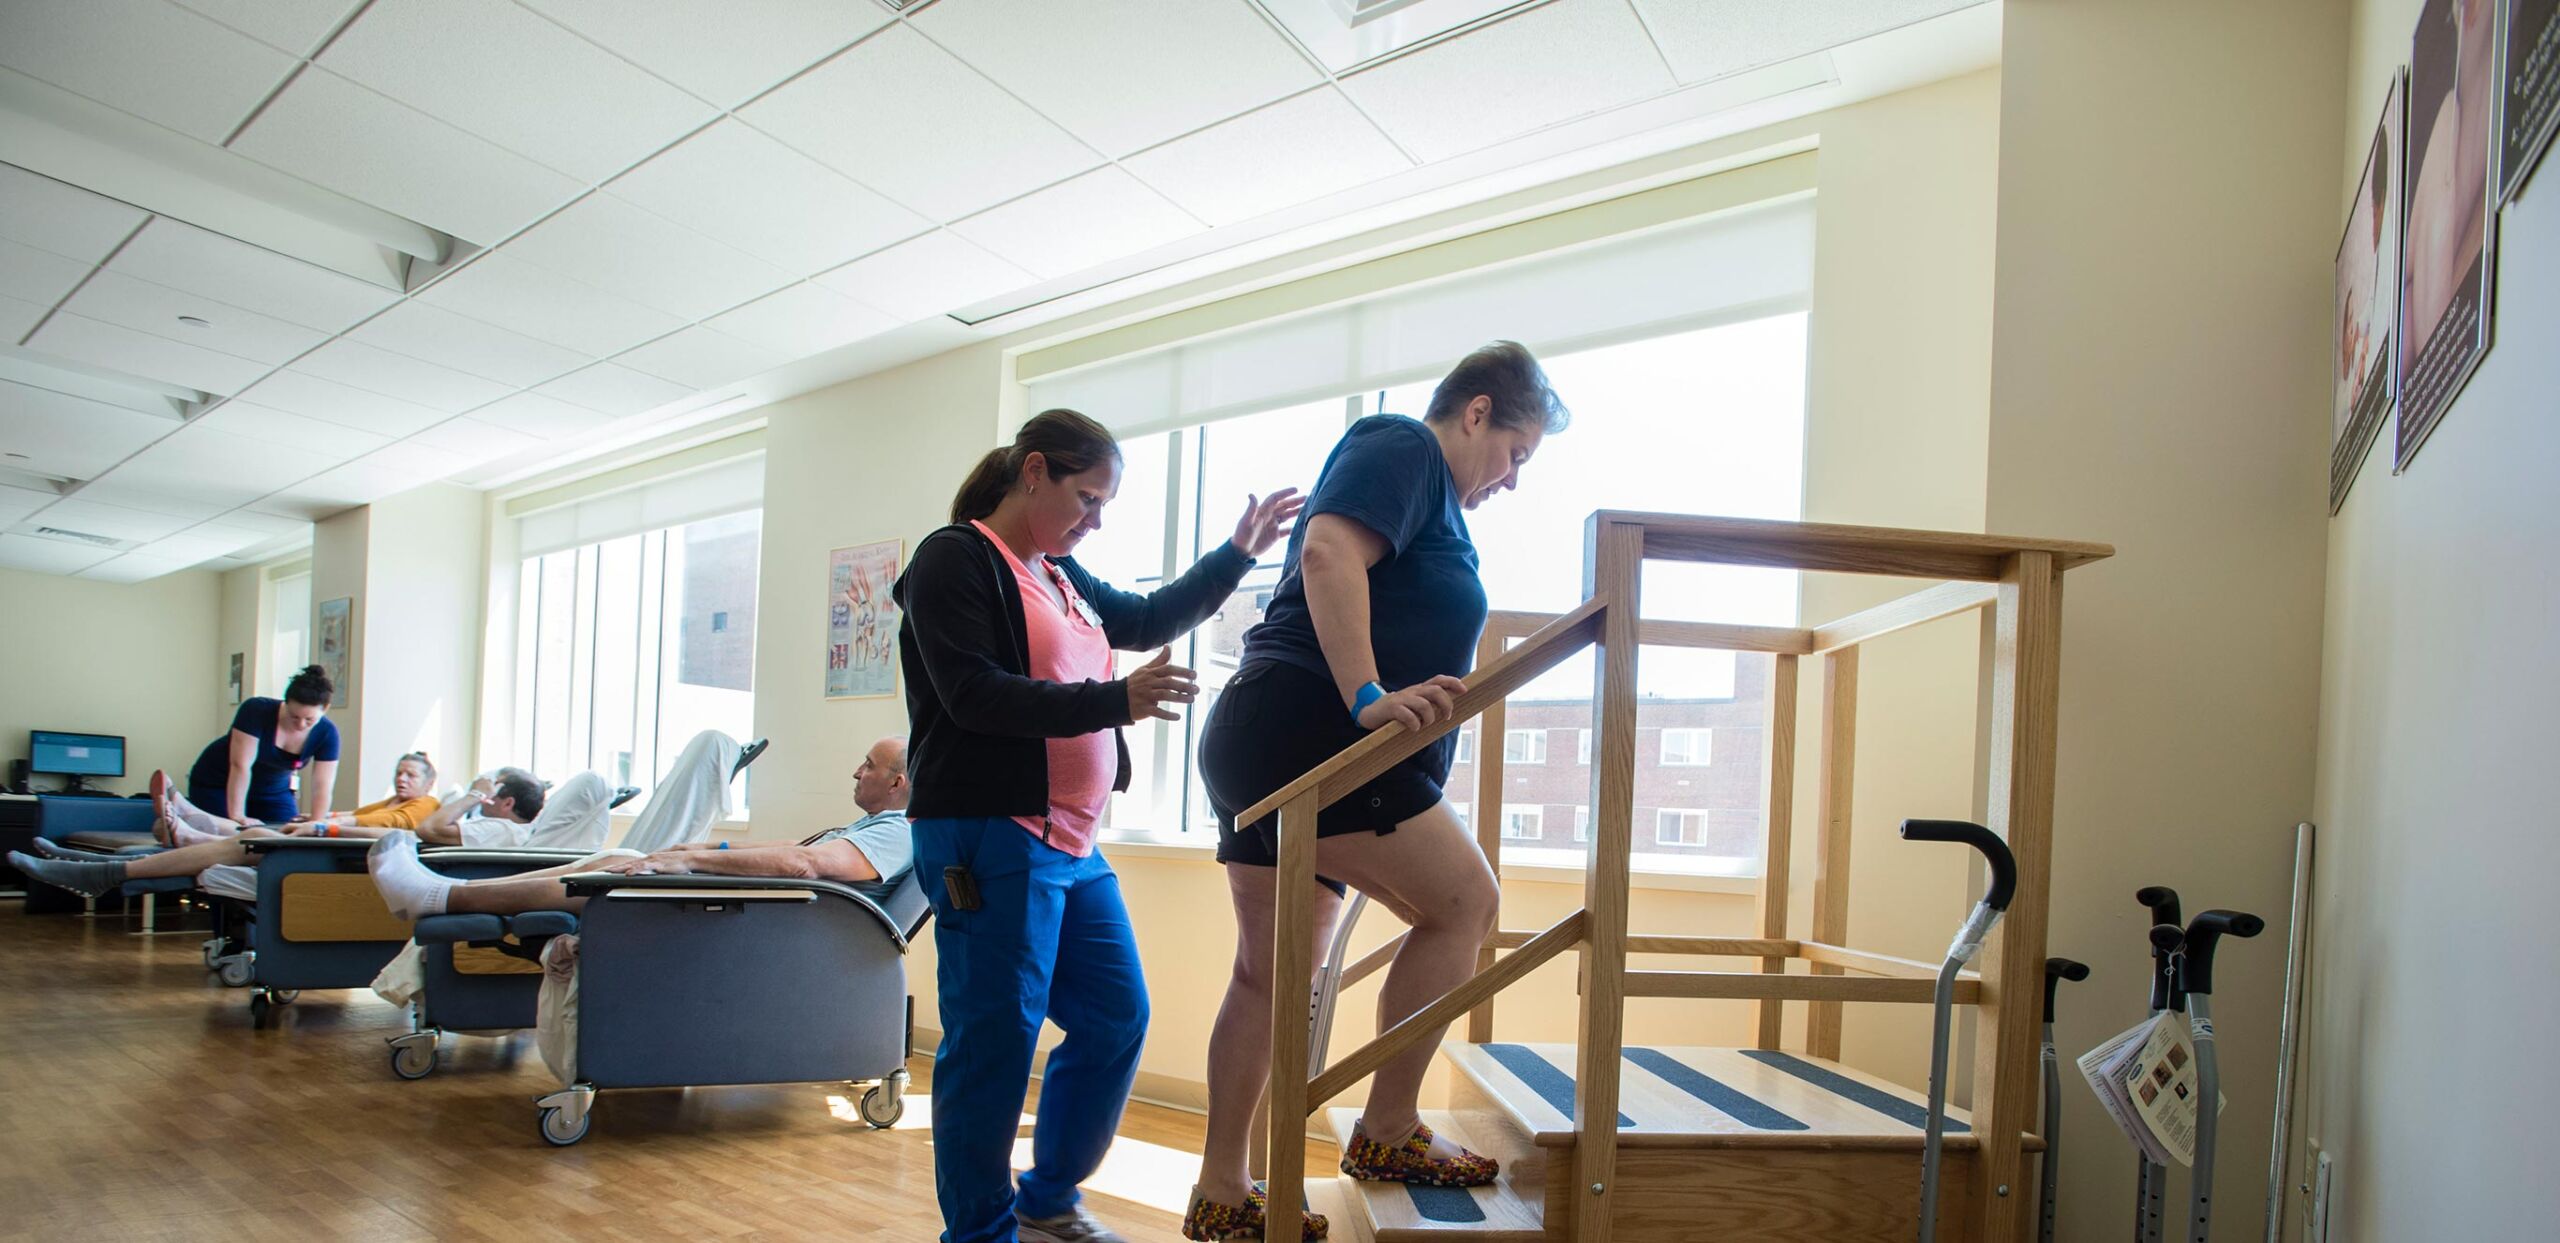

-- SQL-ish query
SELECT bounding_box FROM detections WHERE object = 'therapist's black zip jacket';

[893,522,1253,823]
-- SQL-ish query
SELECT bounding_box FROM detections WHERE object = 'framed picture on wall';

[825,541,902,700]
[227,652,243,705]
[2396,0,2501,472]
[2502,0,2559,202]
[2335,72,2405,512]
[316,596,354,709]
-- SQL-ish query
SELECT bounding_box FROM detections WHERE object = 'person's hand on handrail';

[1356,675,1469,733]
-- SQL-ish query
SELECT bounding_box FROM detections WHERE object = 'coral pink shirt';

[973,521,1116,857]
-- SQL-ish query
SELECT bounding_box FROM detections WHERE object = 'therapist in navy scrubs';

[180,663,340,826]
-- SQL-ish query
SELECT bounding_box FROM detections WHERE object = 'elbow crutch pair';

[2130,886,2265,1243]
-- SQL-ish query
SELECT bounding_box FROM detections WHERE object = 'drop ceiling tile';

[1124,87,1414,227]
[109,218,400,334]
[27,496,195,542]
[702,284,894,359]
[1,239,93,307]
[1633,0,1974,83]
[319,0,716,183]
[77,553,209,583]
[264,458,417,511]
[535,363,691,418]
[742,24,1100,221]
[0,533,113,574]
[285,339,514,414]
[61,271,329,366]
[1,294,51,344]
[469,391,613,440]
[414,253,684,358]
[407,415,542,459]
[229,69,586,247]
[608,120,931,275]
[502,193,795,320]
[0,379,173,481]
[914,0,1321,157]
[813,229,1034,323]
[201,509,309,539]
[949,168,1204,280]
[138,524,267,560]
[0,165,150,263]
[352,439,474,483]
[343,301,588,388]
[231,370,446,438]
[192,399,394,458]
[26,313,270,395]
[518,0,892,108]
[1339,0,1673,163]
[0,482,54,522]
[172,0,364,55]
[613,325,788,391]
[62,477,232,521]
[0,0,297,143]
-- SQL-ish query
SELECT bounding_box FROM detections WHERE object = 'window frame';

[1659,727,1714,767]
[1502,806,1544,841]
[1655,807,1712,847]
[1504,728,1547,765]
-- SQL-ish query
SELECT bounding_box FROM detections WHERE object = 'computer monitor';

[31,731,125,787]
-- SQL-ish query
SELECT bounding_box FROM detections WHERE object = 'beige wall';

[2294,1,2560,1239]
[308,506,369,809]
[0,565,224,794]
[1987,0,2342,1236]
[353,484,487,802]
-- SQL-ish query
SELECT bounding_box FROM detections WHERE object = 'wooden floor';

[0,900,1333,1241]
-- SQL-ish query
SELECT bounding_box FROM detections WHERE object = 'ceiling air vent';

[30,526,132,550]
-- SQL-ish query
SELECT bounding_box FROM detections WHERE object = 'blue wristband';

[1352,681,1387,723]
[716,841,729,850]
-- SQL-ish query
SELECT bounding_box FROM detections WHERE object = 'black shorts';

[1200,662,1453,895]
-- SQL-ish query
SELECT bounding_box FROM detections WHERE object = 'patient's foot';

[170,822,224,847]
[10,852,127,898]
[367,831,452,921]
[32,836,122,861]
[163,786,227,836]
[731,737,770,779]
[1182,1185,1328,1241]
[1341,1118,1498,1186]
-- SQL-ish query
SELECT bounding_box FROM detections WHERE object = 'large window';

[265,571,310,697]
[1083,314,1806,879]
[512,510,762,810]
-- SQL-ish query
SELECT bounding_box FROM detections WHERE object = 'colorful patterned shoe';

[1340,1119,1499,1187]
[1181,1185,1329,1240]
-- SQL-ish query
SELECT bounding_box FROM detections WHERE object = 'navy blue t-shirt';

[1239,415,1487,706]
[187,697,341,819]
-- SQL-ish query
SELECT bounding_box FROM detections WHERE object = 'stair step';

[1441,1042,2037,1152]
[1303,1176,1376,1243]
[1323,1109,1547,1242]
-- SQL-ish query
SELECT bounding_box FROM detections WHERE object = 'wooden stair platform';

[1442,1041,2040,1153]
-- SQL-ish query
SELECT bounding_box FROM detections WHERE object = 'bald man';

[369,736,914,920]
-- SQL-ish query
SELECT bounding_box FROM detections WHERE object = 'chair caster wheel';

[391,1041,437,1080]
[539,1105,591,1146]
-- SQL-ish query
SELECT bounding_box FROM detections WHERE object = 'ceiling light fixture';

[177,316,211,329]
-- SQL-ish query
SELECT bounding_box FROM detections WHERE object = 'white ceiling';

[0,0,1996,583]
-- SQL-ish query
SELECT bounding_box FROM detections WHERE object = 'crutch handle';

[2042,957,2089,1023]
[2176,910,2263,997]
[2136,887,2182,1011]
[1899,819,2017,910]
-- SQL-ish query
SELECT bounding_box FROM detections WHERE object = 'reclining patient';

[151,751,443,844]
[8,731,758,900]
[367,735,913,921]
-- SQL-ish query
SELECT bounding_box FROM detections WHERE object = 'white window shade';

[515,453,764,558]
[1024,194,1813,435]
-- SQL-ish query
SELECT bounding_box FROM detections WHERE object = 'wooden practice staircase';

[1245,513,2110,1243]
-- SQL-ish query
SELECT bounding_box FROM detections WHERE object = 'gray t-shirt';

[810,809,913,905]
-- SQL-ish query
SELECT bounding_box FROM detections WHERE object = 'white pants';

[612,730,740,853]
[461,772,615,850]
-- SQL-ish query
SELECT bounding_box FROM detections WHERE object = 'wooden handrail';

[1236,598,1606,826]
[1305,910,1587,1109]
[1339,931,1409,990]
[1488,929,1796,957]
[1809,581,1998,653]
[1796,940,1980,982]
[1625,969,1980,1006]
[1487,609,1815,655]
[1600,510,2115,579]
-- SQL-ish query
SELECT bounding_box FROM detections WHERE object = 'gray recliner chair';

[528,869,930,1146]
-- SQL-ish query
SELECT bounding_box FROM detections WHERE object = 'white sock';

[367,831,451,921]
[166,788,228,835]
[170,822,223,847]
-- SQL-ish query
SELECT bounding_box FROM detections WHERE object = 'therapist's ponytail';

[284,664,334,708]
[950,409,1120,524]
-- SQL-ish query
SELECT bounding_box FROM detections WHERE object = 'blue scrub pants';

[912,817,1149,1243]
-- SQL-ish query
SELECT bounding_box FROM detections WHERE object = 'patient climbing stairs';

[1248,514,2110,1243]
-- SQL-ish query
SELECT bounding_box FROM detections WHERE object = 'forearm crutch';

[2041,957,2090,1243]
[1901,819,2018,1243]
[2176,910,2263,1242]
[2133,886,2185,1243]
